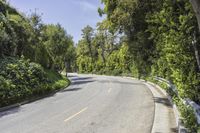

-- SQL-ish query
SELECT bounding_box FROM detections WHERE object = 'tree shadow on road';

[97,80,142,86]
[70,76,95,86]
[60,87,82,92]
[71,80,95,85]
[0,106,21,118]
[153,97,172,108]
[72,77,93,81]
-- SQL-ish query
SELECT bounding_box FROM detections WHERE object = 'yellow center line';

[64,107,88,122]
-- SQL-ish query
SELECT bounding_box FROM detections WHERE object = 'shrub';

[0,57,50,107]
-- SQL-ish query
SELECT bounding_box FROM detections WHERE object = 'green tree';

[81,25,94,61]
[42,24,73,72]
[99,0,158,77]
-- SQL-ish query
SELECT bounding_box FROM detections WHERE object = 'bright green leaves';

[0,57,50,107]
[0,1,75,72]
[43,24,69,59]
[148,0,200,107]
[76,23,133,75]
[77,26,95,73]
[97,0,200,130]
[0,1,72,107]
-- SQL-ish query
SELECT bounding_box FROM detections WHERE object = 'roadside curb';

[146,81,187,133]
[0,83,70,112]
[143,82,177,132]
[123,77,180,133]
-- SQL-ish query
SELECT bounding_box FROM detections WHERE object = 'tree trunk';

[12,46,17,56]
[100,41,106,64]
[190,0,200,71]
[190,0,200,32]
[193,43,200,71]
[65,63,68,76]
[192,33,200,71]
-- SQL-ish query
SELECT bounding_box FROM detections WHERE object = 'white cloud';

[74,0,97,12]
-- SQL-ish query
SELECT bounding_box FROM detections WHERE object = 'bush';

[177,101,199,132]
[45,69,69,90]
[0,57,69,107]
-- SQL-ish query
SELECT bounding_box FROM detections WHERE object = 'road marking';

[108,88,112,93]
[64,107,88,122]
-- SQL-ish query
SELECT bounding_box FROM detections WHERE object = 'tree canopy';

[1,0,200,131]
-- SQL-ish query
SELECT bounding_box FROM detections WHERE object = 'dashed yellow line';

[64,107,88,122]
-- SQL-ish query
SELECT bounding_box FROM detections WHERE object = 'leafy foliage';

[0,57,69,107]
[0,1,71,107]
[1,0,200,131]
[76,25,133,75]
[0,57,48,106]
[99,0,200,131]
[0,1,75,72]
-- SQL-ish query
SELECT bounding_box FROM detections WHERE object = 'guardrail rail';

[154,76,200,133]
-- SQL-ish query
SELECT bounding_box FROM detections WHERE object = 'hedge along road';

[0,73,177,133]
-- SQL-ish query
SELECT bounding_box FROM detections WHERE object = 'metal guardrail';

[185,99,200,124]
[154,77,178,96]
[154,77,200,125]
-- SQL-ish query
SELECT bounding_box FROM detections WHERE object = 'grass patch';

[45,70,70,90]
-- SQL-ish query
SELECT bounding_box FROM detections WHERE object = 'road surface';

[0,74,176,133]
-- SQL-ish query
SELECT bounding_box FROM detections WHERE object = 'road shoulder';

[144,82,178,133]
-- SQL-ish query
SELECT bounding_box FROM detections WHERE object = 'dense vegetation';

[0,1,73,107]
[76,25,133,75]
[76,0,200,132]
[0,57,68,107]
[1,0,200,131]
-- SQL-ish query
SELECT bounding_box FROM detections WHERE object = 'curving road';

[0,74,176,133]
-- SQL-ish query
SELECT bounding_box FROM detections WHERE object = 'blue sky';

[8,0,104,43]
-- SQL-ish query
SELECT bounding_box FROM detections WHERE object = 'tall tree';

[28,13,43,62]
[81,25,94,62]
[0,0,31,57]
[42,24,71,71]
[100,0,158,77]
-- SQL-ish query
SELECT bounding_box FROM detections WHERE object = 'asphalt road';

[0,74,163,133]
